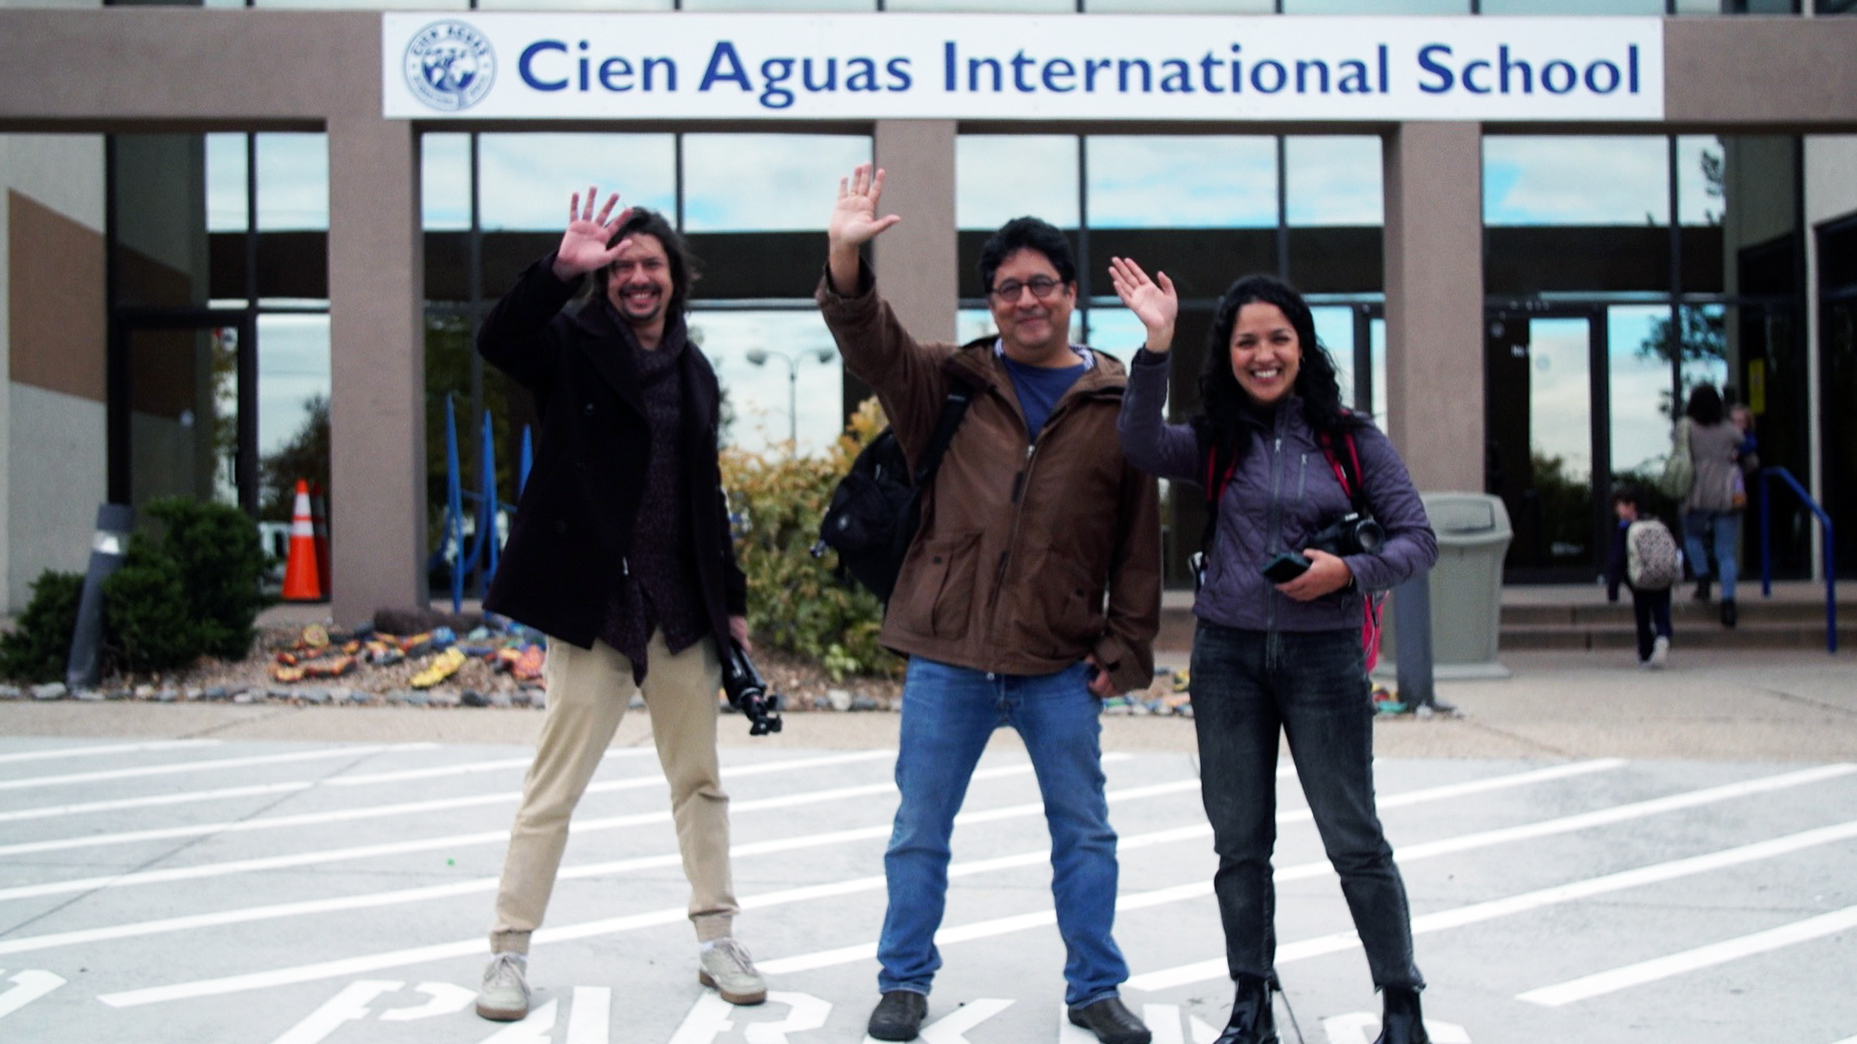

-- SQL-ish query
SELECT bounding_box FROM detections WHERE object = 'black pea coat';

[476,254,747,652]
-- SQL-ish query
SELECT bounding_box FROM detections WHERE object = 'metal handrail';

[1758,467,1837,654]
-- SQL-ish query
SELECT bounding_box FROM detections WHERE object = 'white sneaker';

[698,938,767,1005]
[1650,635,1670,668]
[476,952,531,1021]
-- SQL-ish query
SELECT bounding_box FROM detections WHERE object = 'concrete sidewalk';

[4,646,1852,762]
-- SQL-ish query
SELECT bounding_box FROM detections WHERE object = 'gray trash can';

[1410,492,1513,679]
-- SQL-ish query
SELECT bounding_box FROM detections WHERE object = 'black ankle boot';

[1213,975,1278,1044]
[1371,987,1429,1044]
[1694,577,1711,602]
[1721,598,1737,628]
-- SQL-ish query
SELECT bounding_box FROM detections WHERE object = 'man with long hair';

[472,189,763,1021]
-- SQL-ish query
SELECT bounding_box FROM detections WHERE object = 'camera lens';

[1353,518,1386,555]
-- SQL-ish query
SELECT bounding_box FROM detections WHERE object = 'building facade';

[1,2,1853,622]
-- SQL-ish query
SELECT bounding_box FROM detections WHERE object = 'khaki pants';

[490,629,736,955]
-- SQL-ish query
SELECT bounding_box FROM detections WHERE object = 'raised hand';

[827,164,900,292]
[1107,256,1178,354]
[551,187,632,281]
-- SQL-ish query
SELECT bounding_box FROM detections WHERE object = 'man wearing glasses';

[818,165,1161,1044]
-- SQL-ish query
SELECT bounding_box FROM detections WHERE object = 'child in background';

[1730,403,1759,466]
[1607,485,1676,669]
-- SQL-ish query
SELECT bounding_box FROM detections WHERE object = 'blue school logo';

[405,20,496,112]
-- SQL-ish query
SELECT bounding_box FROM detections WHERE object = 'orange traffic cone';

[281,480,324,602]
[309,482,332,598]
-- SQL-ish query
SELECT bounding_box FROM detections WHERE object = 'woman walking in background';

[1680,384,1748,628]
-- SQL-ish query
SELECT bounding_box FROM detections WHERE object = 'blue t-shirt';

[1003,352,1088,441]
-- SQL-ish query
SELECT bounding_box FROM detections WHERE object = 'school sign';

[383,13,1664,123]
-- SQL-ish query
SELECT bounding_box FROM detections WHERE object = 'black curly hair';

[590,206,697,315]
[1190,274,1362,465]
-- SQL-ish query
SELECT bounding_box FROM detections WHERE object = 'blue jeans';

[878,657,1128,1007]
[1683,510,1741,601]
[1189,622,1424,990]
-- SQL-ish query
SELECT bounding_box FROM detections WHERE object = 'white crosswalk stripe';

[1,737,1853,1043]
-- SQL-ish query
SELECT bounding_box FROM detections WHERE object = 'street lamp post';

[745,346,837,453]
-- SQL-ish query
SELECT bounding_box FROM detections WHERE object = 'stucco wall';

[8,384,107,610]
[1,134,105,613]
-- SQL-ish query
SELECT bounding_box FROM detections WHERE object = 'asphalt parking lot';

[1,646,1853,1044]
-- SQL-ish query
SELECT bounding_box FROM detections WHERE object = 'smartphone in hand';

[1260,551,1312,584]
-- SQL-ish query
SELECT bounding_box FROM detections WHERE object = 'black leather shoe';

[1721,598,1738,628]
[1213,975,1278,1044]
[1371,987,1429,1044]
[868,990,928,1042]
[1067,995,1152,1044]
[1694,577,1712,602]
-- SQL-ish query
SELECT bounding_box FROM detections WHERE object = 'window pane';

[1482,0,1662,12]
[1087,136,1275,229]
[1676,135,1724,227]
[255,0,467,8]
[478,134,677,231]
[890,0,1073,10]
[683,0,871,8]
[423,133,472,232]
[1284,0,1467,11]
[1310,306,1357,412]
[684,134,870,232]
[257,314,332,469]
[1484,137,1668,226]
[256,133,329,231]
[1608,305,1676,478]
[478,0,667,9]
[1086,0,1271,10]
[1529,317,1593,486]
[1084,307,1150,357]
[696,311,843,458]
[1677,304,1729,410]
[1287,136,1381,226]
[207,134,248,234]
[958,136,1079,230]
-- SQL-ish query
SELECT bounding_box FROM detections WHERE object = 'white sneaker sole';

[699,970,767,1005]
[476,998,529,1022]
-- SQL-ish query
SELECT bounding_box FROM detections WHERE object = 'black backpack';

[812,385,972,603]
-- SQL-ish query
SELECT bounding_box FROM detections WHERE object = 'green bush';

[722,398,898,682]
[0,570,85,683]
[104,537,205,674]
[141,498,270,660]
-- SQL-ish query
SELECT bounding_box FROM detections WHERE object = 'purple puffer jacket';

[1118,349,1437,632]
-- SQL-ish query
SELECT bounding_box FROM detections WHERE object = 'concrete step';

[1155,584,1848,653]
[1501,619,1854,651]
[1502,598,1852,627]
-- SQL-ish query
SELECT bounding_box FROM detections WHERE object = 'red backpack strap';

[1318,420,1368,513]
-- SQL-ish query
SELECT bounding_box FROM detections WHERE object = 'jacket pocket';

[1037,558,1104,658]
[896,530,981,640]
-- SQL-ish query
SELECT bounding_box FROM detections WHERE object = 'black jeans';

[1189,621,1424,990]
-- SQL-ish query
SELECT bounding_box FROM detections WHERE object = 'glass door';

[111,311,256,516]
[1486,306,1610,582]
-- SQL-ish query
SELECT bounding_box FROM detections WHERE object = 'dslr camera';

[720,639,783,737]
[1307,511,1385,557]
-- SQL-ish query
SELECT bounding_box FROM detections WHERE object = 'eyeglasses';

[989,277,1065,302]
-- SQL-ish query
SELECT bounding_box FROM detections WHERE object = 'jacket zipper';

[989,440,1037,613]
[984,383,1104,625]
[1263,419,1287,635]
